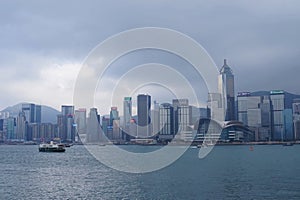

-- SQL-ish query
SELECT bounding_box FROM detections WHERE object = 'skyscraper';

[61,105,75,142]
[159,103,174,142]
[102,116,110,139]
[152,100,160,135]
[22,103,41,123]
[123,97,132,129]
[6,117,16,141]
[75,109,87,142]
[109,107,121,141]
[172,99,192,141]
[218,59,235,121]
[237,90,294,141]
[292,99,300,140]
[56,114,63,140]
[207,93,224,122]
[270,91,285,141]
[137,94,151,138]
[86,108,101,143]
[237,93,261,125]
[62,105,74,117]
[269,90,294,141]
[35,105,41,123]
[16,112,27,141]
[110,107,119,126]
[237,93,272,141]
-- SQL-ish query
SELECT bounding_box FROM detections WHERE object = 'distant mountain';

[1,103,60,124]
[41,105,60,123]
[250,91,270,96]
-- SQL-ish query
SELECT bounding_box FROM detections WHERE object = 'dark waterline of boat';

[0,145,300,199]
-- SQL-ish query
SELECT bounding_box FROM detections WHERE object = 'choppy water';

[0,144,300,199]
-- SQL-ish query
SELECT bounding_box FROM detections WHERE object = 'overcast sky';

[1,0,300,115]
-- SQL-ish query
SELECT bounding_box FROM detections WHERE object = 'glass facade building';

[207,93,224,121]
[293,99,300,140]
[6,117,16,140]
[61,105,75,142]
[173,99,192,141]
[137,94,151,138]
[237,93,272,141]
[87,108,101,143]
[75,109,87,142]
[22,103,41,123]
[159,103,174,136]
[218,59,235,121]
[270,92,285,141]
[237,94,261,126]
[237,90,295,141]
[110,107,119,126]
[123,97,132,129]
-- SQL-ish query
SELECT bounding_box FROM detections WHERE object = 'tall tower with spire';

[218,59,235,121]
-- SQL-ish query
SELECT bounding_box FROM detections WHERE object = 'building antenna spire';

[224,59,227,65]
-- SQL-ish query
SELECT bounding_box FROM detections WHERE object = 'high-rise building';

[207,93,224,121]
[238,90,294,141]
[35,105,41,123]
[86,108,101,143]
[39,123,55,141]
[62,105,74,117]
[28,123,39,141]
[109,107,121,141]
[270,91,285,141]
[173,99,192,141]
[159,103,174,141]
[129,119,137,139]
[102,116,110,139]
[110,107,119,125]
[22,104,35,123]
[237,93,261,125]
[0,111,10,119]
[283,109,293,140]
[190,106,207,125]
[218,59,235,121]
[292,99,300,140]
[237,93,272,141]
[6,117,16,141]
[61,105,75,142]
[112,119,121,141]
[261,96,272,128]
[123,97,132,128]
[137,94,151,138]
[75,109,87,142]
[0,119,3,131]
[22,103,41,123]
[16,112,27,141]
[56,114,63,140]
[18,104,42,141]
[152,100,160,135]
[0,120,4,141]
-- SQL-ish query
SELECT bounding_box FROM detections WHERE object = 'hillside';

[1,103,60,124]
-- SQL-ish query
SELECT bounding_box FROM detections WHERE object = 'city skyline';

[3,88,300,143]
[1,2,300,199]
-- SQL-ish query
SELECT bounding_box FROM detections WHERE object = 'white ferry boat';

[39,141,66,152]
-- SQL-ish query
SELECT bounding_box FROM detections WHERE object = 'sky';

[1,0,300,115]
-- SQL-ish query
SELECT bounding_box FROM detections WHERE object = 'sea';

[0,144,300,200]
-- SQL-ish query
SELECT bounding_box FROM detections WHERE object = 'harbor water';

[0,144,300,199]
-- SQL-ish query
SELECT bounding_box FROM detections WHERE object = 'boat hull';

[39,147,65,152]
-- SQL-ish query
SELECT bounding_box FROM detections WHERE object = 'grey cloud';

[0,0,300,110]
